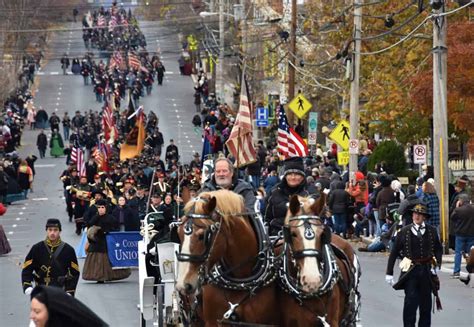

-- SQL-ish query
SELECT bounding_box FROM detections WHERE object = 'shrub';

[368,140,406,176]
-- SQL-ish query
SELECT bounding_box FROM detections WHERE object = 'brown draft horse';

[176,190,279,326]
[279,194,361,327]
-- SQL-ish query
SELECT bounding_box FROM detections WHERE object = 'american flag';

[277,105,309,158]
[225,74,257,167]
[128,52,141,71]
[109,51,123,73]
[92,147,102,168]
[70,146,78,163]
[108,15,117,32]
[102,100,118,143]
[73,147,86,176]
[97,15,106,27]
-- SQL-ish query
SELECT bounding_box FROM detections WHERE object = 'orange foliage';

[410,21,474,140]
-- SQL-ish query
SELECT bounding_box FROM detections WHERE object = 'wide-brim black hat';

[283,157,305,176]
[410,203,430,217]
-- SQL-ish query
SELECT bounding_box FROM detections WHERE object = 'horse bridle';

[175,198,222,263]
[283,214,324,261]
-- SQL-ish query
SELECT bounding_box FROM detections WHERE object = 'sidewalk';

[359,236,456,271]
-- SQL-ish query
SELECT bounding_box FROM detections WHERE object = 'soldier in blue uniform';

[22,219,80,296]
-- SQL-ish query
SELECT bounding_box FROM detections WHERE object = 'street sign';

[288,93,312,119]
[337,151,350,166]
[308,112,318,133]
[256,107,269,127]
[308,132,317,145]
[328,120,350,150]
[413,144,427,164]
[348,139,359,155]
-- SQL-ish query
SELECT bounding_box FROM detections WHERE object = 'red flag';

[277,105,308,158]
[225,74,257,167]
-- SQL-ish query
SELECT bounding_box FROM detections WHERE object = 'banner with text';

[106,232,141,269]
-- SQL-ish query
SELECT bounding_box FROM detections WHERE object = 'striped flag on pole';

[108,15,117,32]
[76,147,86,177]
[70,146,78,163]
[277,105,308,158]
[225,71,257,167]
[128,52,141,71]
[97,15,106,27]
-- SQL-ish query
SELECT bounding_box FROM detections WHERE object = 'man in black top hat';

[264,157,312,235]
[385,203,443,327]
[22,219,80,296]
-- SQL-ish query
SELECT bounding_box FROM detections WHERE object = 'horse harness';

[176,197,277,322]
[280,213,340,302]
[280,209,361,326]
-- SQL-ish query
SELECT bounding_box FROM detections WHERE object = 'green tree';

[368,140,406,175]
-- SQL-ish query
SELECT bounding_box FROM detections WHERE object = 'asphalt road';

[1,8,473,327]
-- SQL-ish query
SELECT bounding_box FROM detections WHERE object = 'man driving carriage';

[200,157,256,213]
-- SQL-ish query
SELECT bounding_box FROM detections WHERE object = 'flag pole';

[235,62,246,169]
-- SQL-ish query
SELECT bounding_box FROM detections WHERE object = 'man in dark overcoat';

[386,203,443,327]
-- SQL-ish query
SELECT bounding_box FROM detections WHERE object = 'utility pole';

[287,0,297,124]
[349,0,363,182]
[218,0,225,103]
[432,4,449,253]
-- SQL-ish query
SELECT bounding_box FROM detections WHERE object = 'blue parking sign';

[256,107,269,127]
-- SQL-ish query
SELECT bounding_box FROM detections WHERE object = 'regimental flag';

[128,52,141,71]
[225,72,257,167]
[120,106,145,161]
[277,105,309,158]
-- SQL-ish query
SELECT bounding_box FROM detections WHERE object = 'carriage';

[138,212,182,327]
[139,191,361,327]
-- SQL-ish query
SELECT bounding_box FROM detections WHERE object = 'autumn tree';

[410,20,474,152]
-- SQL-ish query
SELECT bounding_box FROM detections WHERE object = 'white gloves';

[385,275,394,286]
[24,287,33,295]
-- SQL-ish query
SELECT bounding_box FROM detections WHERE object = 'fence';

[448,158,474,171]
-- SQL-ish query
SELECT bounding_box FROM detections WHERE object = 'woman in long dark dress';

[111,196,140,231]
[82,200,131,282]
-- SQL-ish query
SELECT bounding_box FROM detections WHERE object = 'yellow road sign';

[288,94,312,119]
[329,120,350,150]
[337,151,350,166]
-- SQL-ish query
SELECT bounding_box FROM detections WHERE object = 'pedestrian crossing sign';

[337,151,350,166]
[288,93,312,119]
[329,120,350,150]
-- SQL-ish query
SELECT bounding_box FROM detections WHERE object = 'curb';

[359,236,455,263]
